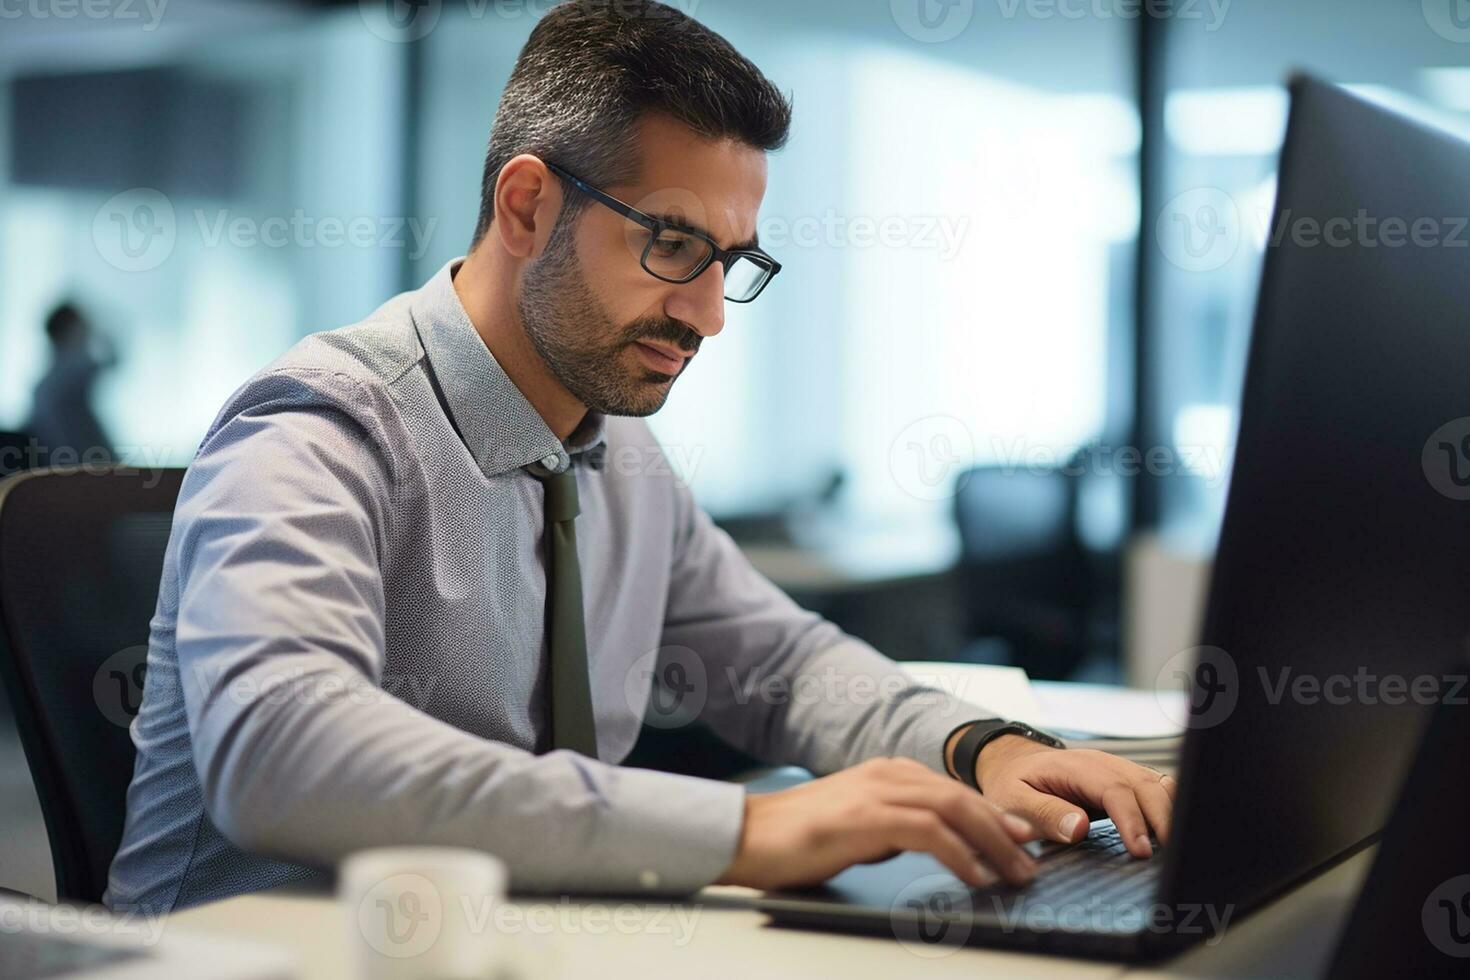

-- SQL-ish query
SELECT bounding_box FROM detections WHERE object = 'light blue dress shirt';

[103,259,999,915]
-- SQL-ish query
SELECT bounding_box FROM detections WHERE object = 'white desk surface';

[166,847,1375,980]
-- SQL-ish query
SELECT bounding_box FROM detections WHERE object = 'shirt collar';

[409,258,607,477]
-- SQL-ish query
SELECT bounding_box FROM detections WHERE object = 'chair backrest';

[0,430,36,478]
[0,466,184,902]
[952,464,1078,565]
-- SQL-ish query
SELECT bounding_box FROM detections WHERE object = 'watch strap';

[952,719,1066,791]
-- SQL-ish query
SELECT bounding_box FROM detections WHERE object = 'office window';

[1148,0,1470,545]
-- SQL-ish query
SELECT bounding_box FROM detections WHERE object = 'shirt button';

[541,454,560,470]
[639,870,660,890]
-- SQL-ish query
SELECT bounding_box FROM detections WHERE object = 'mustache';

[622,318,702,355]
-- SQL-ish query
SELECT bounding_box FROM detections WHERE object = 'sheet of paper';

[1032,681,1186,739]
[901,661,1047,726]
[901,662,1188,739]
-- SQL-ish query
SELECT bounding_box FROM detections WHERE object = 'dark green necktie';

[529,461,598,758]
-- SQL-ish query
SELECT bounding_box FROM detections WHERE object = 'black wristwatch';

[949,719,1066,791]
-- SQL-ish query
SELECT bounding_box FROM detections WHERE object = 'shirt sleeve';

[658,478,1007,778]
[173,368,744,895]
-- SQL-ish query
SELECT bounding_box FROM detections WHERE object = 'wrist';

[974,733,1053,791]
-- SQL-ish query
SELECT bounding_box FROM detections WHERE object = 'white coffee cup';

[340,846,507,980]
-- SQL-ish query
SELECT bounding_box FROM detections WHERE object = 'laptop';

[757,73,1470,960]
[1325,659,1470,979]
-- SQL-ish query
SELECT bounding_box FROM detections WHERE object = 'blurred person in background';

[25,299,117,465]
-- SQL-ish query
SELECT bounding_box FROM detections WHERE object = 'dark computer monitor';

[757,75,1470,961]
[1162,74,1470,922]
[1326,672,1470,978]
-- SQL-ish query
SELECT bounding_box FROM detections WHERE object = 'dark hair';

[44,301,86,347]
[471,0,792,248]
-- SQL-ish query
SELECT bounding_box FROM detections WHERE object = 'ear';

[492,154,565,259]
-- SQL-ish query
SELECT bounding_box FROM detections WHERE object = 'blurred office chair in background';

[0,430,36,478]
[951,447,1119,680]
[0,466,184,902]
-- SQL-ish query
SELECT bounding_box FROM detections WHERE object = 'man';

[106,0,1174,915]
[25,300,117,465]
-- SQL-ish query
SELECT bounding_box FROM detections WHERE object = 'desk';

[165,846,1375,979]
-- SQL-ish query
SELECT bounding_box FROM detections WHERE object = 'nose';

[665,260,726,338]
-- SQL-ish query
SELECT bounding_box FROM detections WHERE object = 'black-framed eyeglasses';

[545,161,781,304]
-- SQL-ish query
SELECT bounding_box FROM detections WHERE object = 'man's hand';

[973,735,1177,858]
[715,757,1039,891]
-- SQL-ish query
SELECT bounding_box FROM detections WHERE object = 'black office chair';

[0,430,37,478]
[0,466,184,903]
[951,452,1097,680]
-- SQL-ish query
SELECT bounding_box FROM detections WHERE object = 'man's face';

[518,113,768,418]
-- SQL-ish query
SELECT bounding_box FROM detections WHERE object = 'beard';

[518,213,702,418]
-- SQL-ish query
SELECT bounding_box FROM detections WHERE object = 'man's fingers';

[1006,784,1090,844]
[1135,778,1174,846]
[1099,784,1152,857]
[878,783,1037,885]
[864,806,999,890]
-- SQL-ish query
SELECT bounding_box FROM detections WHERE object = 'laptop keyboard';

[1024,823,1161,906]
[933,822,1163,931]
[0,931,147,979]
